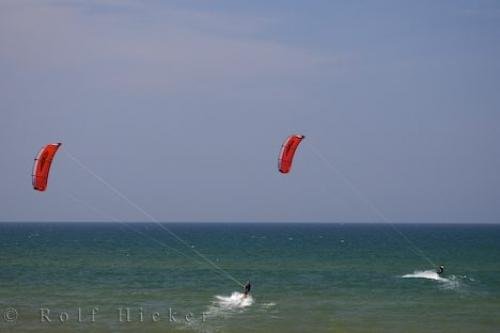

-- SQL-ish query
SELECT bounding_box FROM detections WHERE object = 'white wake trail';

[402,270,449,282]
[401,270,463,290]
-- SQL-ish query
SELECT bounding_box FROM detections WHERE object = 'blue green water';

[1,223,499,332]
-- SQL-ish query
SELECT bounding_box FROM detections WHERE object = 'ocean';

[0,223,499,332]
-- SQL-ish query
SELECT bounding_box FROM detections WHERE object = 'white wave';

[261,302,276,308]
[204,292,254,319]
[214,291,254,309]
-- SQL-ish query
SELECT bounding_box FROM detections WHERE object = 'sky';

[1,0,499,223]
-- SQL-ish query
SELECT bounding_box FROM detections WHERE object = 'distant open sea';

[0,223,499,332]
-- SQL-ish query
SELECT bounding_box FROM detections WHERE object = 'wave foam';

[261,302,276,308]
[214,292,254,309]
[204,292,254,319]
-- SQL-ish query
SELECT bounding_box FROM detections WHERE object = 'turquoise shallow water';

[0,223,499,332]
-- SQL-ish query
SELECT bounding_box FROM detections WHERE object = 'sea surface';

[0,223,499,332]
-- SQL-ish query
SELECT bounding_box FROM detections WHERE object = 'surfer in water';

[437,265,445,275]
[243,281,251,298]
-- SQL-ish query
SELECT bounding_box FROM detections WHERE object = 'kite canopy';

[32,143,62,191]
[278,134,305,174]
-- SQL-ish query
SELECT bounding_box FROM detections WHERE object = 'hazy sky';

[1,0,499,223]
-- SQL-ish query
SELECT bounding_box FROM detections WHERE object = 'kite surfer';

[243,281,252,297]
[437,265,444,275]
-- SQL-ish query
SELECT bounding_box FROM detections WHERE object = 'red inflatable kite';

[278,134,305,174]
[32,143,62,191]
